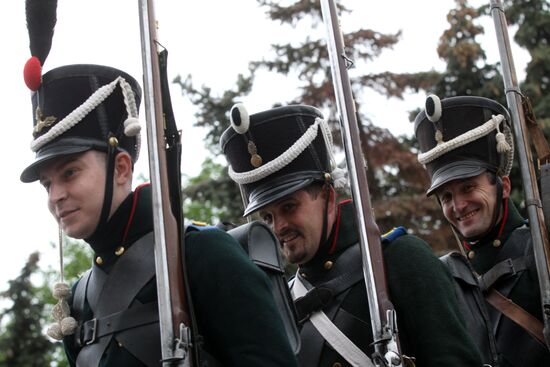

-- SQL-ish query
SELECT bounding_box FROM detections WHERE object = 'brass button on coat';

[467,251,475,259]
[95,256,104,265]
[332,362,342,367]
[324,261,333,270]
[115,246,125,256]
[492,239,501,248]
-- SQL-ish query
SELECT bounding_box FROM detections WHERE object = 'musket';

[320,1,403,365]
[138,1,198,365]
[490,0,550,347]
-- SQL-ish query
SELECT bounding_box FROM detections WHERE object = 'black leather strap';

[486,227,533,335]
[292,243,365,367]
[293,244,363,321]
[78,301,158,346]
[76,232,156,367]
[73,269,92,322]
[478,256,529,292]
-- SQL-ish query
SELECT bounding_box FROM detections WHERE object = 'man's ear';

[114,152,133,185]
[501,175,511,199]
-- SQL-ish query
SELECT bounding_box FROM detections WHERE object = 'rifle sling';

[522,96,550,164]
[485,289,546,348]
[522,95,550,231]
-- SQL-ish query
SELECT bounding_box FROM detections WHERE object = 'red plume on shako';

[23,0,58,91]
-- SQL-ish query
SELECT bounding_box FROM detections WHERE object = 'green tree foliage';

[174,72,255,223]
[0,240,92,367]
[177,0,545,253]
[0,253,55,366]
[40,240,93,366]
[174,73,255,155]
[182,157,245,225]
[177,0,445,245]
[433,0,504,99]
[504,0,550,121]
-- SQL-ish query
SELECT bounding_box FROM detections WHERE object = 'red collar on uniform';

[121,183,150,243]
[328,199,351,254]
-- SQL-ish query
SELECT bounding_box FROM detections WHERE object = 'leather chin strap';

[92,145,117,237]
[318,183,332,251]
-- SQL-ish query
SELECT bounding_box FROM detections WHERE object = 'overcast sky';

[0,0,529,291]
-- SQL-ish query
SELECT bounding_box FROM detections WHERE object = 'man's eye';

[64,168,77,178]
[282,203,295,212]
[463,184,475,192]
[262,214,272,224]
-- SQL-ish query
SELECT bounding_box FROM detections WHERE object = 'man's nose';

[272,216,288,235]
[48,182,67,204]
[452,194,467,212]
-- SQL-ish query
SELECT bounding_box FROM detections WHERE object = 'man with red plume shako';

[221,103,483,366]
[20,64,297,367]
[414,95,550,366]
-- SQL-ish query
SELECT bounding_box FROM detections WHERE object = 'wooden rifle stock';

[320,1,403,365]
[138,1,195,365]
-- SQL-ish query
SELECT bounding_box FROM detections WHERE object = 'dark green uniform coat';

[464,199,550,366]
[63,184,297,367]
[292,200,483,366]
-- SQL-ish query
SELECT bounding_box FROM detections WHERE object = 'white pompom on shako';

[121,78,141,139]
[414,95,514,196]
[230,103,250,134]
[425,94,442,122]
[221,105,347,216]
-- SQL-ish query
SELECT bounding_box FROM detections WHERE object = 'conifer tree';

[0,253,54,367]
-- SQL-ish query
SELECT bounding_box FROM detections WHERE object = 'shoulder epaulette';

[185,220,219,233]
[381,226,407,244]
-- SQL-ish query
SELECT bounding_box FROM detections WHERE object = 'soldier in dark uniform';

[221,104,484,366]
[20,64,298,367]
[414,95,550,366]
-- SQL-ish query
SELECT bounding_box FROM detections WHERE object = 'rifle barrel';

[490,0,550,347]
[320,0,402,364]
[138,0,192,365]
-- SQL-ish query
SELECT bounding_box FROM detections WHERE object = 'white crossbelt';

[293,276,375,367]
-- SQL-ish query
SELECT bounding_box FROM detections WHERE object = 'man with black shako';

[20,63,298,366]
[414,94,550,366]
[222,103,483,366]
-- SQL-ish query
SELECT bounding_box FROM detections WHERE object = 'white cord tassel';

[418,114,506,165]
[319,118,347,189]
[47,228,77,340]
[494,115,511,153]
[121,79,141,137]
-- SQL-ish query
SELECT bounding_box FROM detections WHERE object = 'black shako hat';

[414,95,513,196]
[20,64,142,183]
[221,104,344,216]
